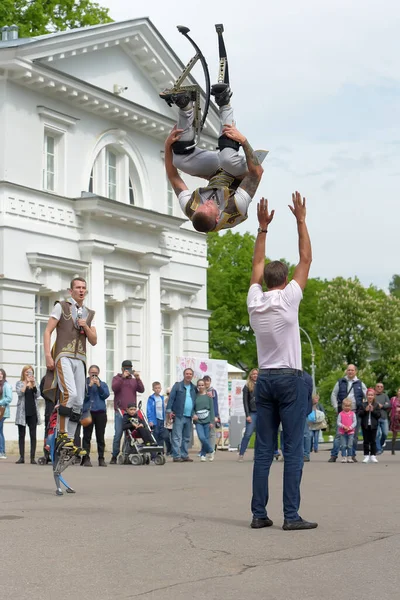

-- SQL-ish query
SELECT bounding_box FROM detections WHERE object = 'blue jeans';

[310,430,320,452]
[239,412,257,456]
[195,422,213,456]
[112,410,124,458]
[376,418,389,453]
[303,421,311,459]
[331,415,361,457]
[153,419,166,447]
[0,417,5,454]
[251,371,308,521]
[172,416,192,459]
[340,433,354,457]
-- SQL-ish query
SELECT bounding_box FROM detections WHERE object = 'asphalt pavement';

[2,450,400,600]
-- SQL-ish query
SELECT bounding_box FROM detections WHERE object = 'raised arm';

[164,127,189,197]
[222,125,264,198]
[250,198,275,286]
[290,191,312,290]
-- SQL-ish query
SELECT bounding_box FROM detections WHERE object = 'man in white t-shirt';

[247,193,317,531]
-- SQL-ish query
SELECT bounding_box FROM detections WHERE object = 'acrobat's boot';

[62,439,87,458]
[56,432,69,451]
[211,83,232,107]
[159,89,196,109]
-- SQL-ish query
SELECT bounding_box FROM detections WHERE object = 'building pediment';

[0,18,220,143]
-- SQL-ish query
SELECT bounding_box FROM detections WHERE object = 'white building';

[0,19,219,445]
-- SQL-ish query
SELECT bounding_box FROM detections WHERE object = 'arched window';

[87,131,146,207]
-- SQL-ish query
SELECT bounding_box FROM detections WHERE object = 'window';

[106,149,117,200]
[105,305,116,388]
[129,177,135,205]
[89,168,94,193]
[43,134,56,191]
[35,295,51,383]
[162,312,173,388]
[167,177,174,216]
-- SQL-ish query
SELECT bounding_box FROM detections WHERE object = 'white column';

[139,253,170,385]
[79,240,115,373]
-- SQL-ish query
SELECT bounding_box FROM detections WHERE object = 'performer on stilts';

[43,277,97,495]
[161,25,267,233]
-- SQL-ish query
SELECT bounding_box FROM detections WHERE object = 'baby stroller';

[118,402,166,466]
[38,408,58,465]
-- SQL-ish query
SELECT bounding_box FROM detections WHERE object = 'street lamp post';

[300,327,316,394]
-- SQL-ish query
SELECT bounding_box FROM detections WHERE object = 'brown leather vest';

[52,300,95,364]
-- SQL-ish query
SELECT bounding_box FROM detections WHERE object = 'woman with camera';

[15,365,41,464]
[81,365,110,467]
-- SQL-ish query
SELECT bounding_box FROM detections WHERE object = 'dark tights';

[18,415,37,459]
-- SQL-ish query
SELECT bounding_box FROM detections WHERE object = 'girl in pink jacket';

[337,398,357,463]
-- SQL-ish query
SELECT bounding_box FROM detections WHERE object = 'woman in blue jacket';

[0,368,13,459]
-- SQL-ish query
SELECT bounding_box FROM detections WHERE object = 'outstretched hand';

[222,124,246,145]
[257,197,275,229]
[165,125,184,148]
[289,191,306,223]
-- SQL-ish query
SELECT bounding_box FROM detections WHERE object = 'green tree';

[0,0,112,38]
[207,231,256,371]
[371,293,400,394]
[316,277,379,372]
[389,274,400,299]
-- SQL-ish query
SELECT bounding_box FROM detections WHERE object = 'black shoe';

[352,457,358,463]
[211,83,232,107]
[328,456,337,463]
[98,458,107,467]
[30,458,37,465]
[81,456,92,467]
[282,518,318,531]
[15,457,24,464]
[182,457,193,462]
[173,457,183,462]
[159,89,194,109]
[303,456,310,462]
[251,517,274,529]
[110,456,117,465]
[392,450,396,455]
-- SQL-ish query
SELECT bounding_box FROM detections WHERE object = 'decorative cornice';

[104,266,148,286]
[139,252,171,269]
[160,278,202,296]
[159,232,207,258]
[37,105,80,127]
[75,194,185,232]
[0,276,41,294]
[26,252,89,274]
[79,239,116,260]
[180,307,212,319]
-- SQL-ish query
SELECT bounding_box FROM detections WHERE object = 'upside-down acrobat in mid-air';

[161,24,267,233]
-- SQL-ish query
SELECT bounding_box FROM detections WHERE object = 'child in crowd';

[122,404,156,446]
[359,388,381,463]
[146,382,166,448]
[307,394,326,453]
[337,398,357,463]
[193,379,215,462]
[164,387,173,455]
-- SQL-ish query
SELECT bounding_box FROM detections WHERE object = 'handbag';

[0,405,5,419]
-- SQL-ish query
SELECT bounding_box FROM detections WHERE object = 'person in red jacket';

[109,360,144,464]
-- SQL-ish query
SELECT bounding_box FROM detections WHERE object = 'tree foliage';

[316,277,378,372]
[389,274,400,298]
[0,0,112,38]
[207,232,400,395]
[207,231,257,371]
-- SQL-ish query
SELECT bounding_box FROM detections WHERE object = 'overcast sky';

[101,0,399,290]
